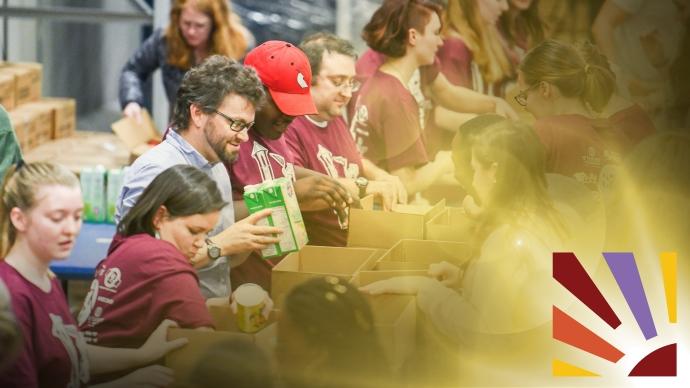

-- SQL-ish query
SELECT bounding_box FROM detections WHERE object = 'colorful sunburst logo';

[552,252,677,377]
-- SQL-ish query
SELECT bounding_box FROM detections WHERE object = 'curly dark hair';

[171,55,265,132]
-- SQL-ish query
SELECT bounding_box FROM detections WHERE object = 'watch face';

[208,245,221,259]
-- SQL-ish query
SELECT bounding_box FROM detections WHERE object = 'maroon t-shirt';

[284,116,363,246]
[77,234,213,349]
[227,129,297,291]
[534,114,631,191]
[351,70,432,172]
[436,37,473,88]
[0,261,89,388]
[609,104,656,146]
[229,129,296,201]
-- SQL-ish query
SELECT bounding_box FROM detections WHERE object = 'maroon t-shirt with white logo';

[77,234,213,348]
[229,129,296,201]
[284,116,363,246]
[227,129,297,291]
[0,261,89,388]
[351,70,431,172]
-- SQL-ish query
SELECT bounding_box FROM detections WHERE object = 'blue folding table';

[51,222,116,281]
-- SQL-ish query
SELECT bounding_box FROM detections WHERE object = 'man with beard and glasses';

[115,55,282,299]
[228,41,353,290]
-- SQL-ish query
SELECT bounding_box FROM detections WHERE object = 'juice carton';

[80,165,106,222]
[243,178,308,258]
[106,168,125,224]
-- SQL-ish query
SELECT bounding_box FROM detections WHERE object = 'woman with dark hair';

[119,0,250,123]
[516,39,633,191]
[498,0,545,62]
[78,164,226,381]
[277,276,389,388]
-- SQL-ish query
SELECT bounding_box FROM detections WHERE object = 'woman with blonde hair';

[119,0,250,123]
[0,162,187,387]
[437,0,515,96]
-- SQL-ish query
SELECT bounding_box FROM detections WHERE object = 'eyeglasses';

[212,109,254,132]
[323,75,361,92]
[514,83,539,107]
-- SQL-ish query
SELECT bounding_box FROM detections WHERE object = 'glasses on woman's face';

[514,83,539,107]
[323,75,361,93]
[212,109,254,132]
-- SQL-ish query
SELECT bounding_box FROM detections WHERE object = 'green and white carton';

[243,178,308,258]
[80,165,106,223]
[106,168,125,224]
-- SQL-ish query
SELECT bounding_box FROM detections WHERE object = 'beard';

[204,121,239,165]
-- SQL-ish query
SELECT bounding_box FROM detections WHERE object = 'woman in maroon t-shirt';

[516,39,635,192]
[78,165,223,362]
[0,162,187,388]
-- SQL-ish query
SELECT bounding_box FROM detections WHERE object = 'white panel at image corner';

[152,0,170,133]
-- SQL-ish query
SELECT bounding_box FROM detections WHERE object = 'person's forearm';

[87,345,143,375]
[361,159,388,181]
[391,159,448,195]
[434,106,478,133]
[432,74,496,114]
[233,200,249,221]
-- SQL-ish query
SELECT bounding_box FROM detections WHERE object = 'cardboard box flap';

[379,240,472,268]
[274,246,376,275]
[425,207,475,242]
[110,109,159,151]
[353,270,428,287]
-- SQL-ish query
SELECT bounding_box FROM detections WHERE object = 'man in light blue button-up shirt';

[115,55,281,298]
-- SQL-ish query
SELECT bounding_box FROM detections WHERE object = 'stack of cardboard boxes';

[0,62,77,152]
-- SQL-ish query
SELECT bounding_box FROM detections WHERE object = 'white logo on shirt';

[250,141,295,182]
[317,144,359,179]
[351,105,369,155]
[77,279,100,326]
[50,313,90,387]
[297,72,308,89]
[103,268,122,290]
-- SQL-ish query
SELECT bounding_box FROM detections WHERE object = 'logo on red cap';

[244,41,318,116]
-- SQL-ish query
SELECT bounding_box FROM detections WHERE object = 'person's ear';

[152,205,169,231]
[190,104,209,129]
[540,81,554,99]
[9,207,28,233]
[408,28,418,46]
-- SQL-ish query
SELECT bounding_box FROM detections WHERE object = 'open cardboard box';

[376,239,472,270]
[271,245,378,309]
[110,109,160,162]
[366,294,416,372]
[351,269,429,287]
[347,195,446,249]
[425,207,476,242]
[165,302,277,383]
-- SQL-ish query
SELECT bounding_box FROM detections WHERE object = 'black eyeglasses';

[323,75,361,92]
[212,109,254,132]
[514,83,539,107]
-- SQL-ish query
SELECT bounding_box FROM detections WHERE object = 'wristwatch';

[206,238,221,260]
[355,176,369,198]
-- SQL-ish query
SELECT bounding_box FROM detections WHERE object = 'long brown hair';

[498,0,544,50]
[1,162,79,258]
[166,0,248,69]
[444,0,513,83]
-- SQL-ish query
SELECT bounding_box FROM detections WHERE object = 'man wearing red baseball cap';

[227,41,352,290]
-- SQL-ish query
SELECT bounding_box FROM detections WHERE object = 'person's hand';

[435,151,455,175]
[137,320,188,365]
[215,209,283,256]
[359,276,434,296]
[462,194,482,218]
[294,175,353,221]
[428,261,462,288]
[110,365,174,388]
[378,173,408,205]
[494,97,519,120]
[365,180,397,211]
[123,102,143,125]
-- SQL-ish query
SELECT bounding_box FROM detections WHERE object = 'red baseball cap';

[244,40,318,116]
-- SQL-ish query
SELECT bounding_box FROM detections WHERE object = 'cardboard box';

[0,71,15,110]
[22,131,130,174]
[366,294,416,372]
[425,207,475,242]
[0,62,42,107]
[271,245,378,308]
[27,97,76,139]
[110,109,160,161]
[8,104,52,151]
[165,304,277,383]
[347,196,446,249]
[351,269,429,287]
[376,240,472,271]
